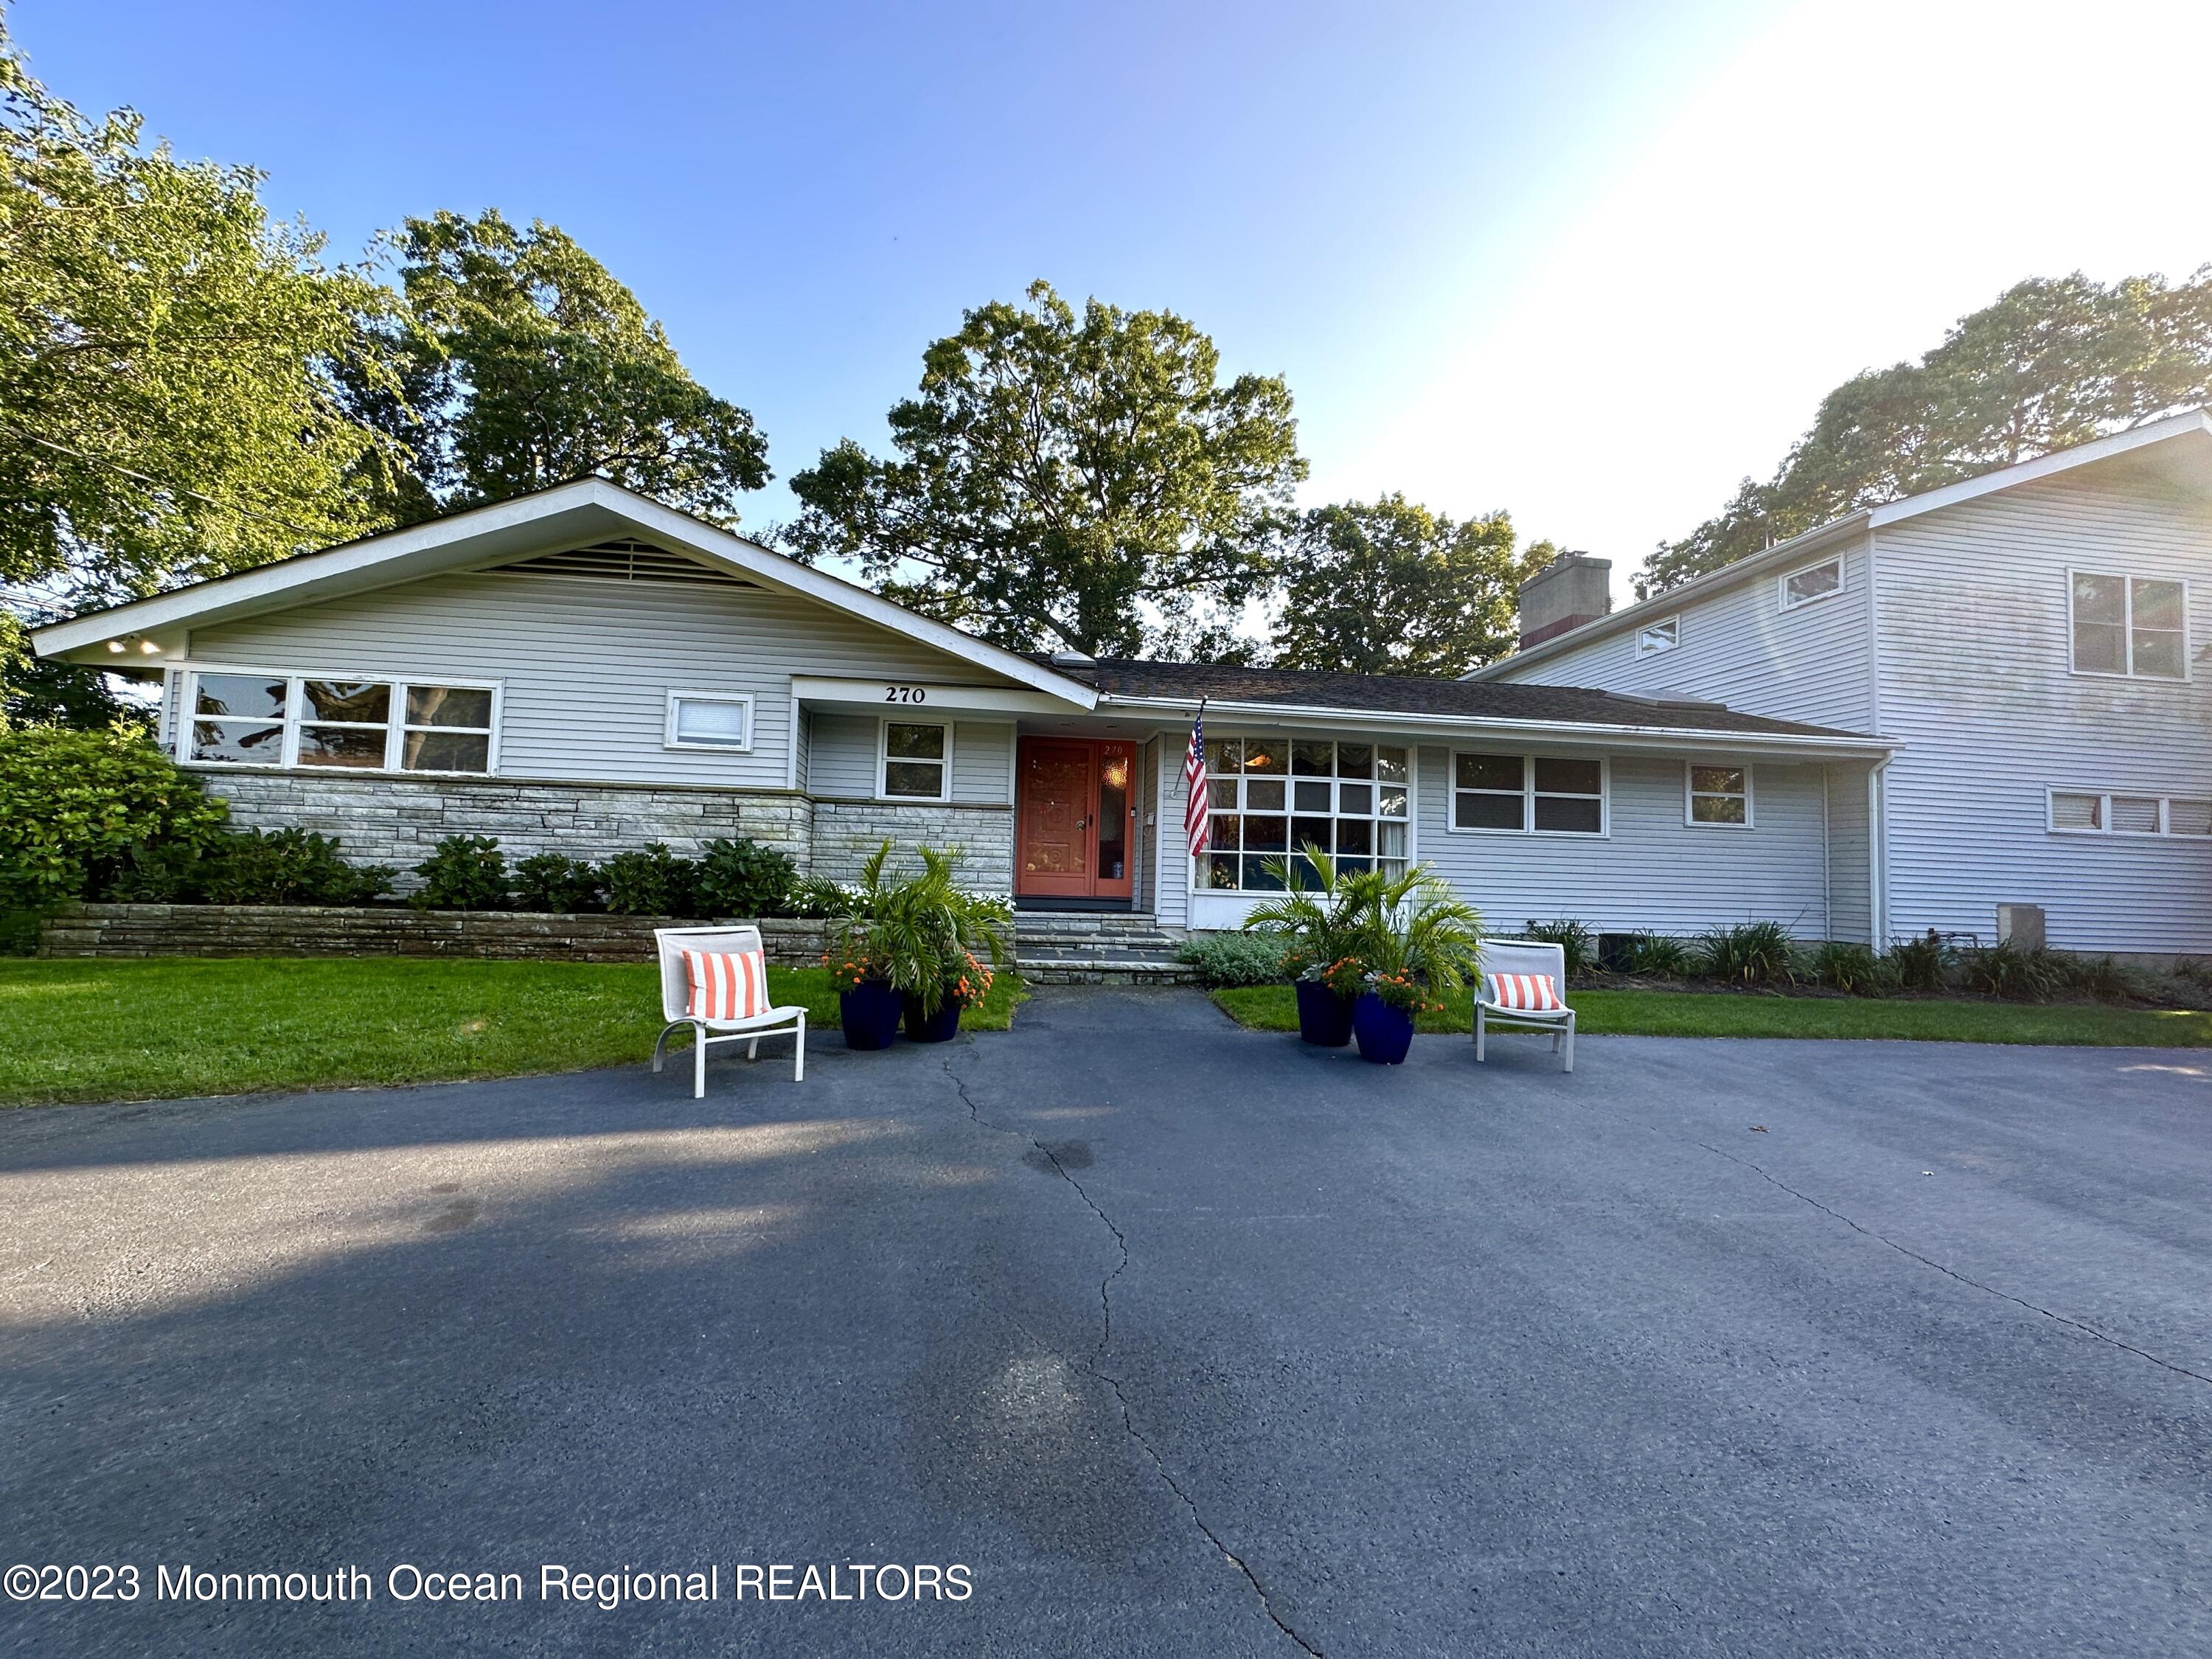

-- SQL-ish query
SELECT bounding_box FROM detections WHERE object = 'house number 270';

[883,685,928,703]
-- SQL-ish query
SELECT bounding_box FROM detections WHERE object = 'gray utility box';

[1995,904,2046,950]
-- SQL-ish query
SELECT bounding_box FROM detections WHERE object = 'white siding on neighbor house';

[1499,537,1877,732]
[182,569,1017,793]
[1874,471,2212,952]
[807,712,1012,804]
[1416,747,1833,939]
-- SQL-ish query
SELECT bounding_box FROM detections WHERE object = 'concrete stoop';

[1013,912,1196,985]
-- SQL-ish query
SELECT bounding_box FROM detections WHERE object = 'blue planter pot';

[902,991,965,1043]
[1352,991,1415,1065]
[840,981,904,1050]
[1294,978,1354,1047]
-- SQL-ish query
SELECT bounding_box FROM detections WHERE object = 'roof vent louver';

[489,538,756,588]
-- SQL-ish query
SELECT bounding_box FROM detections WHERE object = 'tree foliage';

[1642,271,2212,597]
[1270,494,1545,676]
[355,209,769,525]
[785,279,1305,657]
[0,16,400,612]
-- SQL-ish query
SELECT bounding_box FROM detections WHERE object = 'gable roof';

[1062,657,1886,754]
[29,476,1099,709]
[1473,406,2212,681]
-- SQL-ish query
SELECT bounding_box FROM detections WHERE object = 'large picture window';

[1450,753,1606,835]
[1202,736,1409,891]
[2071,571,2186,679]
[183,669,496,774]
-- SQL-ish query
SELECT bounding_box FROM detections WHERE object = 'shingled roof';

[1048,657,1866,740]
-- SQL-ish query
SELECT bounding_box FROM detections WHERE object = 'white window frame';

[176,664,503,777]
[663,689,756,752]
[1447,751,1609,838]
[1684,760,1754,830]
[2046,785,2212,838]
[1189,734,1416,894]
[877,717,953,802]
[2066,568,2190,681]
[1778,557,1844,612]
[1636,616,1680,656]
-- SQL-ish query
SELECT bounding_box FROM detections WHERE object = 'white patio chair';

[1472,938,1575,1073]
[652,925,807,1098]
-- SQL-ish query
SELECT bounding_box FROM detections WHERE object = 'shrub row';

[1183,913,2183,1009]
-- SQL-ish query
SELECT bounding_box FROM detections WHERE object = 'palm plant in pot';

[824,842,904,1049]
[876,844,1012,1043]
[1241,845,1367,1046]
[1340,865,1483,1065]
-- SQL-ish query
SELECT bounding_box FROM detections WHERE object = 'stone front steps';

[1013,912,1196,985]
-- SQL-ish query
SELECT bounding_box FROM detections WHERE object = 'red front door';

[1017,738,1135,901]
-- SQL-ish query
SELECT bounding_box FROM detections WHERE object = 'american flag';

[1183,701,1211,860]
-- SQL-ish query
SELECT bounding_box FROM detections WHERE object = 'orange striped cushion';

[1486,971,1562,1012]
[683,947,769,1021]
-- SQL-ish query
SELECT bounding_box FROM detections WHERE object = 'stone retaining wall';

[38,903,830,966]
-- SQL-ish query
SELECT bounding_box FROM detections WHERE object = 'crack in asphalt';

[1694,1138,2212,1389]
[943,1051,1325,1658]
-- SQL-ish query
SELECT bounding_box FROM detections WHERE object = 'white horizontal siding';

[1825,764,1874,945]
[1415,747,1831,939]
[951,723,1012,804]
[1498,538,1876,731]
[184,570,1006,791]
[1875,472,2212,951]
[806,712,1011,804]
[1152,720,1832,936]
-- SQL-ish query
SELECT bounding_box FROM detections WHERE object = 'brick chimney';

[1517,550,1611,649]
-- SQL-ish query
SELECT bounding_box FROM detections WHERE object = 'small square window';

[1688,763,1751,827]
[2073,571,2188,679]
[1638,616,1680,656]
[667,692,753,751]
[883,721,950,799]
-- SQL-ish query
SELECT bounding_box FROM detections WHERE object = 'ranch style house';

[32,410,2212,959]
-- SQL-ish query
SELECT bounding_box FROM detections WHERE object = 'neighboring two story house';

[1478,409,2212,959]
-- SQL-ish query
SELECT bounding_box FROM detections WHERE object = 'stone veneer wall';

[192,772,1017,895]
[790,799,1016,891]
[39,903,829,965]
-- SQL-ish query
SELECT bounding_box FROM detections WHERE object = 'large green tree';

[0,16,400,608]
[355,209,769,524]
[1269,495,1546,676]
[784,279,1305,657]
[1641,270,2212,598]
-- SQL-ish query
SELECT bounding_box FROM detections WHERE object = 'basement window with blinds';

[2050,789,2212,838]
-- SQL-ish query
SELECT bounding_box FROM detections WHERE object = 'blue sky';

[21,1,2212,581]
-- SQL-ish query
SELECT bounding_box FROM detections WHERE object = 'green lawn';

[0,959,1026,1107]
[1211,984,2212,1047]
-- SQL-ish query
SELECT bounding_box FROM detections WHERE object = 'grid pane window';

[1200,738,1410,888]
[2073,571,2187,679]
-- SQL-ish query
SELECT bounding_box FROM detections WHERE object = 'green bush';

[1888,930,1954,992]
[1811,939,1890,996]
[0,726,230,908]
[1960,941,2067,1001]
[1177,928,1290,987]
[511,852,602,914]
[410,835,509,911]
[695,837,798,918]
[1522,918,1596,980]
[1615,932,1694,978]
[2054,952,2140,1003]
[602,842,700,917]
[204,828,392,905]
[1698,919,1798,985]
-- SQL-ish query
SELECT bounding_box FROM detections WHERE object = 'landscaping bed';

[0,959,1026,1107]
[1212,982,2212,1046]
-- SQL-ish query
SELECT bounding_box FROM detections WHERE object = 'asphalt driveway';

[4,987,2211,1657]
